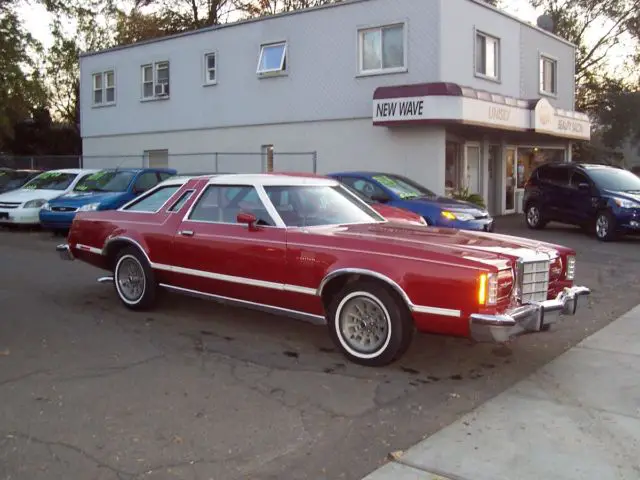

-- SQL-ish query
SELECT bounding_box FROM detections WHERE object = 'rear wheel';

[525,203,547,230]
[326,280,414,367]
[595,211,618,242]
[113,246,157,310]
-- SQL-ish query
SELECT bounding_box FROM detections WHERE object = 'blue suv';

[523,162,640,241]
[328,171,494,231]
[40,167,177,231]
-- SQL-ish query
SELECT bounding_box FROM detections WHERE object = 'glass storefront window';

[466,145,481,194]
[517,148,565,188]
[445,141,462,193]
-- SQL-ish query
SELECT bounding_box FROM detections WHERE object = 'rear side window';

[124,185,181,212]
[537,166,569,187]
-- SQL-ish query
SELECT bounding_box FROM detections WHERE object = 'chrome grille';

[51,206,77,212]
[0,202,20,209]
[519,259,550,303]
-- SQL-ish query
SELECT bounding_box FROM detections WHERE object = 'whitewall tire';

[113,246,157,310]
[327,280,414,367]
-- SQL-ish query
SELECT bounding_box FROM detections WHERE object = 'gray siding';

[519,24,575,110]
[439,0,575,109]
[80,0,441,139]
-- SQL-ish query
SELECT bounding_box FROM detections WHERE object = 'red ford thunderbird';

[56,174,590,366]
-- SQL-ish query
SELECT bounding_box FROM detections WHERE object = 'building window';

[358,23,405,74]
[204,52,216,84]
[257,42,287,75]
[517,147,565,188]
[92,70,115,106]
[445,141,463,194]
[475,32,499,79]
[141,61,170,99]
[539,55,557,95]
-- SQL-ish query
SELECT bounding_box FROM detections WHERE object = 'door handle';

[178,230,194,237]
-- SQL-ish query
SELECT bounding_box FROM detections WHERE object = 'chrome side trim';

[152,262,317,295]
[159,283,327,325]
[76,243,103,255]
[97,276,113,283]
[317,268,461,318]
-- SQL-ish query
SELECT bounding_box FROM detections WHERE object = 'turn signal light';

[478,272,499,306]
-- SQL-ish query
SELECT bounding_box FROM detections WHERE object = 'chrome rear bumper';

[56,243,74,261]
[470,285,591,343]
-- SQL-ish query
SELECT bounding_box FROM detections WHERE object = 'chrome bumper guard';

[56,243,74,261]
[470,285,591,343]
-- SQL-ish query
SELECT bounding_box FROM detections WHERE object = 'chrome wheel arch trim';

[102,236,152,265]
[317,268,462,318]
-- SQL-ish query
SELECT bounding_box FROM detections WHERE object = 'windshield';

[74,170,136,193]
[342,184,374,204]
[588,168,640,192]
[372,174,436,199]
[264,185,384,227]
[22,171,77,191]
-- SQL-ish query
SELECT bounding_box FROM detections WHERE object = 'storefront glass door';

[505,147,516,213]
[465,144,481,195]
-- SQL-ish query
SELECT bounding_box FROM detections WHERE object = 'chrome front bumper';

[56,243,74,261]
[469,285,591,343]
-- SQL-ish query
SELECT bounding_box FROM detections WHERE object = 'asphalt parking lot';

[1,216,639,480]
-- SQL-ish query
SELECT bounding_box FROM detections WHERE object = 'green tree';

[0,0,47,149]
[233,0,341,17]
[530,0,640,154]
[132,0,234,29]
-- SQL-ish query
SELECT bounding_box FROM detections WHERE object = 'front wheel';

[113,246,158,310]
[595,211,618,242]
[525,203,547,230]
[326,280,415,367]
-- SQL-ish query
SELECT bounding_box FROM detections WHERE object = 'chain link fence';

[0,151,318,174]
[0,155,82,170]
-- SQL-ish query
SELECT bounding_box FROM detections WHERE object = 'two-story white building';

[79,0,591,216]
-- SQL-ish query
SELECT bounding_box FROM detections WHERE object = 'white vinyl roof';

[160,173,338,187]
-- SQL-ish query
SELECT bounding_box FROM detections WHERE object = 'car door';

[170,182,288,307]
[566,169,596,225]
[538,165,571,221]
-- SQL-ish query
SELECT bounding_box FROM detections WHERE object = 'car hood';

[402,196,488,215]
[50,191,125,207]
[603,189,640,204]
[371,204,422,222]
[0,188,67,204]
[307,222,562,269]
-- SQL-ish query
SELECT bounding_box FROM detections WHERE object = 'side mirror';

[371,194,390,204]
[237,212,258,230]
[578,182,590,191]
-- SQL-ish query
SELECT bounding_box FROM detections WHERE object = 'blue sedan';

[39,167,177,231]
[328,171,494,231]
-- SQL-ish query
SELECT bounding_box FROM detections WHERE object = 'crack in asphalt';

[54,354,166,383]
[0,369,51,388]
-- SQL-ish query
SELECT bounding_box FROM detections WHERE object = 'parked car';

[39,167,178,231]
[523,162,640,241]
[328,171,494,232]
[0,168,100,226]
[277,171,427,226]
[56,173,589,367]
[0,168,43,193]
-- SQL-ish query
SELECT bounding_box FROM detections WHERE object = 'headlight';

[41,202,51,211]
[614,198,638,209]
[23,199,46,208]
[566,255,576,280]
[442,210,475,222]
[78,202,101,212]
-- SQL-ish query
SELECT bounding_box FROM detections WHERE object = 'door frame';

[504,145,517,215]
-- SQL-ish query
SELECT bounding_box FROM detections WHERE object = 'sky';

[17,0,635,75]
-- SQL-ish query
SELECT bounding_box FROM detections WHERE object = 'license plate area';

[0,212,9,220]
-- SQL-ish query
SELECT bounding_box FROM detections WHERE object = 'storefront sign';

[373,96,429,122]
[532,98,591,141]
[373,95,529,130]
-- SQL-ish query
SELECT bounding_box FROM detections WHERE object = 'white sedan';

[0,168,99,225]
